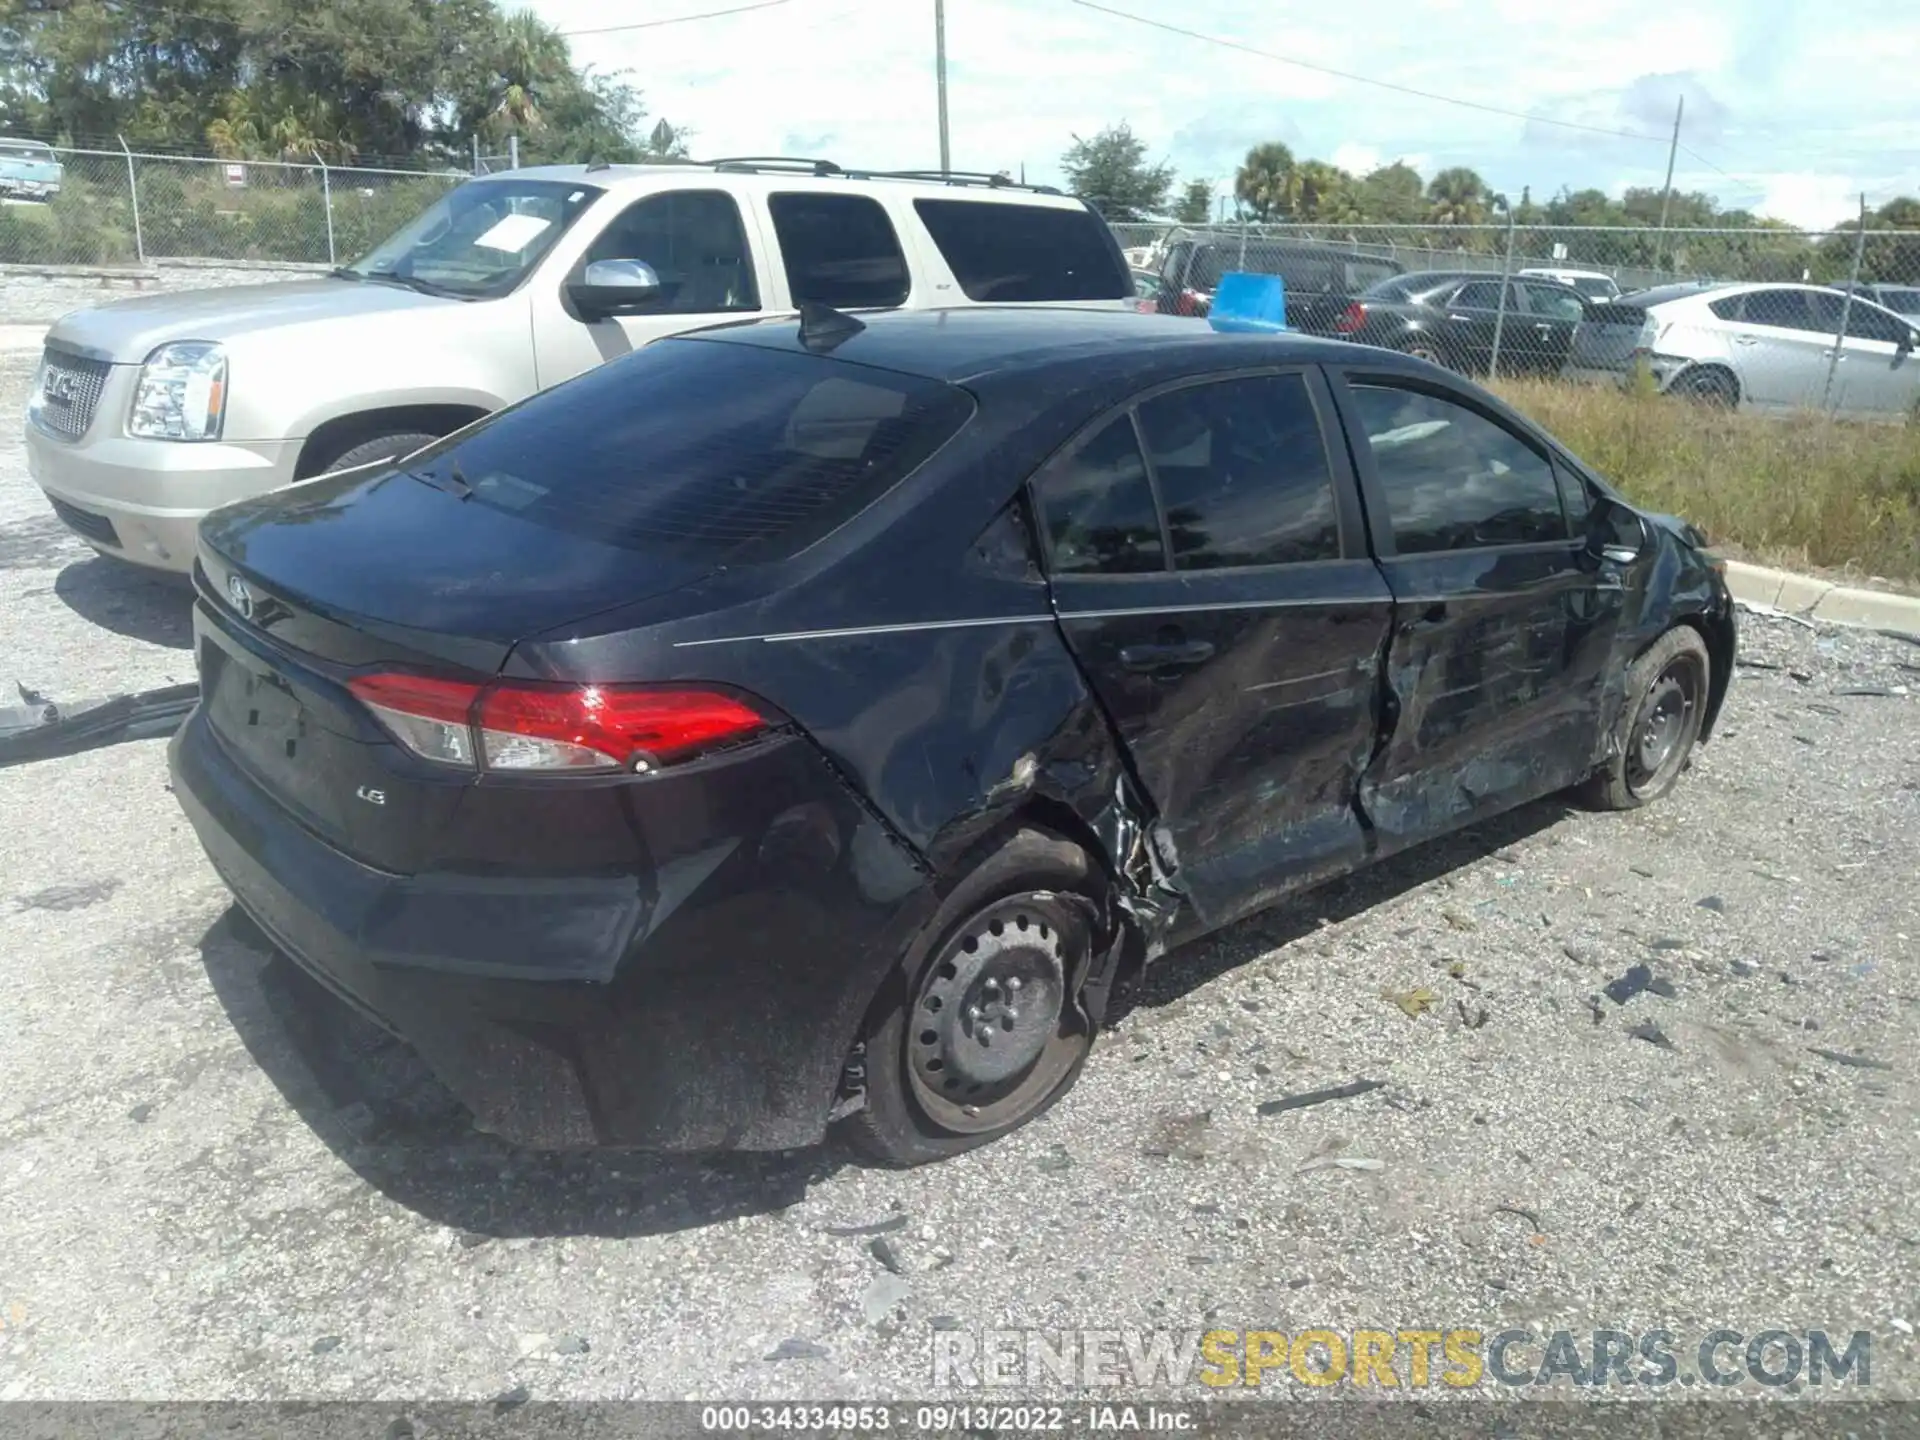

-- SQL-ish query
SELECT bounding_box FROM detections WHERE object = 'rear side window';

[915,199,1130,302]
[1134,375,1340,569]
[1032,416,1164,575]
[1709,295,1743,321]
[420,341,972,562]
[1743,289,1821,332]
[1349,385,1566,554]
[768,193,910,308]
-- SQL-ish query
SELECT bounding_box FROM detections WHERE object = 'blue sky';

[527,0,1920,229]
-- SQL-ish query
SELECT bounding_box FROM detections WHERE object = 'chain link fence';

[1115,220,1920,417]
[0,145,467,268]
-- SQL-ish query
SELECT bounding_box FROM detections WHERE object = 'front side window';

[1452,279,1513,310]
[1032,416,1164,575]
[1133,375,1340,569]
[585,190,759,313]
[914,199,1130,302]
[768,192,909,308]
[344,178,602,299]
[1519,283,1585,322]
[1350,384,1566,554]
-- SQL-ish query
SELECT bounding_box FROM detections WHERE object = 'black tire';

[840,828,1107,1167]
[1582,626,1711,811]
[1673,367,1738,407]
[320,431,441,475]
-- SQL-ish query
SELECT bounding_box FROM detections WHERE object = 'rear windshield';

[409,340,974,562]
[914,199,1130,302]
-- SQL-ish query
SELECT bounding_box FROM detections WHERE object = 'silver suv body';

[26,161,1133,573]
[1565,280,1920,416]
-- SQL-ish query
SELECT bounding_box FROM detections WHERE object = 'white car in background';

[1519,266,1621,304]
[1565,280,1920,417]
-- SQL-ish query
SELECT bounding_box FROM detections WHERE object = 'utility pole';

[1654,94,1684,271]
[934,0,951,174]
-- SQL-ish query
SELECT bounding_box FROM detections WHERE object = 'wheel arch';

[293,403,495,479]
[1668,362,1741,405]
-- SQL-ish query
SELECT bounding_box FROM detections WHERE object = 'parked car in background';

[1565,281,1920,416]
[169,305,1732,1164]
[25,160,1134,574]
[1835,281,1920,321]
[1155,237,1403,328]
[1303,270,1589,376]
[0,137,62,201]
[1519,266,1621,304]
[1131,267,1170,312]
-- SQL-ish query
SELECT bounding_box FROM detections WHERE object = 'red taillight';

[1334,301,1367,335]
[346,674,768,774]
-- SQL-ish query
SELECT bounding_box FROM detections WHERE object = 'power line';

[559,0,795,38]
[1064,0,1674,144]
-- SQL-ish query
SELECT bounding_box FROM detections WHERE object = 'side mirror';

[1587,498,1646,565]
[567,259,661,320]
[1899,328,1917,357]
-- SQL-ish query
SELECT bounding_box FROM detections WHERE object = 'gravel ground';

[2,356,1917,1407]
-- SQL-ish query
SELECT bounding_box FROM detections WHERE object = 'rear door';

[1725,288,1833,409]
[1031,368,1393,930]
[1811,292,1920,418]
[1325,371,1627,855]
[1513,280,1584,375]
[1439,279,1507,372]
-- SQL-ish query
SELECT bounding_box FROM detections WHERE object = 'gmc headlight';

[128,342,227,440]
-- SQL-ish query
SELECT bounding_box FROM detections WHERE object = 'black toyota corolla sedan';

[170,308,1734,1166]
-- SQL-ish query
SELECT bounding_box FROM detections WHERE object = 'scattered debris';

[823,1214,908,1237]
[1835,686,1898,698]
[491,1385,531,1415]
[1494,1203,1542,1232]
[1446,960,1468,980]
[765,1338,829,1361]
[1382,986,1437,1019]
[862,1274,910,1325]
[1442,910,1477,932]
[1297,1156,1384,1175]
[15,879,122,913]
[128,1103,152,1124]
[1735,659,1782,671]
[311,1335,342,1355]
[1604,964,1656,1004]
[1035,1149,1073,1175]
[1647,938,1687,952]
[868,1237,906,1274]
[1256,1079,1385,1117]
[1626,1021,1675,1051]
[0,682,199,770]
[1455,999,1489,1030]
[1696,896,1725,914]
[929,1316,961,1332]
[553,1335,590,1356]
[1585,996,1605,1026]
[1808,1049,1893,1072]
[1629,866,1655,879]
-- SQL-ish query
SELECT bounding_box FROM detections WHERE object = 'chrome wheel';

[1626,656,1702,796]
[907,895,1088,1135]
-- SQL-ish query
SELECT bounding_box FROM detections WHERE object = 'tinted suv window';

[586,190,758,312]
[1033,416,1164,574]
[1134,375,1339,569]
[915,199,1129,302]
[418,341,971,562]
[768,192,910,307]
[1350,385,1566,553]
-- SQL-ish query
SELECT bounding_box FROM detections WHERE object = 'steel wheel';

[907,895,1089,1135]
[1626,655,1702,797]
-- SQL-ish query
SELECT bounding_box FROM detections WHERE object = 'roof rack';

[858,168,1062,195]
[704,156,843,176]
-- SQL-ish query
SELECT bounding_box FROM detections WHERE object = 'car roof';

[484,162,1089,208]
[677,306,1384,384]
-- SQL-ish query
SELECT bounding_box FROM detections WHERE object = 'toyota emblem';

[227,574,255,619]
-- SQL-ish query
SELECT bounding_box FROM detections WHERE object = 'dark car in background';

[1307,270,1590,376]
[169,307,1734,1167]
[1156,237,1403,328]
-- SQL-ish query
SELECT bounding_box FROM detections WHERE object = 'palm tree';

[1295,160,1356,222]
[1426,166,1490,226]
[1234,142,1297,222]
[490,9,571,136]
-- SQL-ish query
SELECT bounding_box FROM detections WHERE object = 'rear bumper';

[169,703,936,1151]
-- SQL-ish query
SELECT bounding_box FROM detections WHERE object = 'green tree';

[1295,160,1358,221]
[1060,123,1173,221]
[1426,166,1491,226]
[1355,161,1425,223]
[1234,141,1296,221]
[1173,178,1214,225]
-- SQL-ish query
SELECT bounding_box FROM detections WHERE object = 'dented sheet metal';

[0,681,199,770]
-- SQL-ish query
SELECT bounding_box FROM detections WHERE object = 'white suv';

[1566,281,1920,417]
[26,160,1136,574]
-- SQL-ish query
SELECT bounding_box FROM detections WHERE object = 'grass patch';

[1492,377,1920,589]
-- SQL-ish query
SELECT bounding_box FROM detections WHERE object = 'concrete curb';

[1725,560,1920,638]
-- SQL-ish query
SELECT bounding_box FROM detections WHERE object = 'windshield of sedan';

[340,178,602,299]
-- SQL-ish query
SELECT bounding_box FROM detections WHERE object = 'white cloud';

[529,0,1920,220]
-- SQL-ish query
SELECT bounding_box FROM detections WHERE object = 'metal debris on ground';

[867,1237,906,1274]
[1627,1021,1676,1051]
[822,1214,908,1238]
[1296,1156,1384,1174]
[0,681,199,769]
[1808,1048,1894,1072]
[1255,1079,1386,1117]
